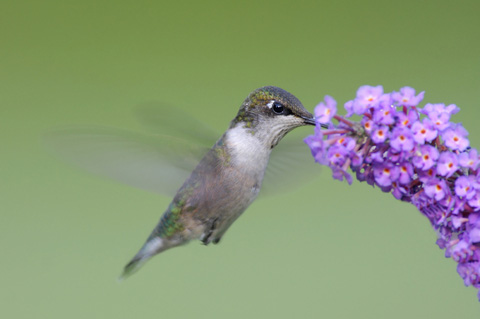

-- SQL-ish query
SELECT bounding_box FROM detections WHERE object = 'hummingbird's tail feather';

[119,236,166,281]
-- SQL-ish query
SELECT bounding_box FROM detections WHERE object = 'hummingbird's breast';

[172,125,272,244]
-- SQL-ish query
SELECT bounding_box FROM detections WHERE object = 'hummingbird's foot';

[200,218,219,245]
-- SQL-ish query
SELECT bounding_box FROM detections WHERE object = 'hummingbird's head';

[231,86,316,148]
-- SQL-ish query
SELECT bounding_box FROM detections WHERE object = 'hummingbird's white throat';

[225,124,272,178]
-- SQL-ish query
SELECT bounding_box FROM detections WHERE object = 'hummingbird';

[120,86,318,279]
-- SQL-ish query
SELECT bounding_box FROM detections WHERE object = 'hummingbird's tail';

[119,236,166,281]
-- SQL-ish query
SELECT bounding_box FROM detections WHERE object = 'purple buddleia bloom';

[411,119,438,144]
[371,126,389,144]
[412,145,439,170]
[424,178,449,201]
[455,176,476,199]
[392,86,425,107]
[314,95,337,124]
[429,111,451,132]
[305,85,480,301]
[353,85,384,114]
[442,124,470,151]
[437,152,458,177]
[459,149,479,170]
[390,127,414,152]
[373,104,395,125]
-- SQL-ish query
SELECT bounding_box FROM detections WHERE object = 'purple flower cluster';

[305,85,480,300]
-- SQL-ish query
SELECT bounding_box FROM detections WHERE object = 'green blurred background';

[2,0,480,317]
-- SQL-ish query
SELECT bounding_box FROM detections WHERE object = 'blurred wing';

[134,101,221,146]
[44,126,210,196]
[261,131,320,196]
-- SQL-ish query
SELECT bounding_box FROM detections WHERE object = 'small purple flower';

[429,111,451,132]
[371,126,389,144]
[344,100,354,117]
[398,162,414,185]
[423,103,460,115]
[331,166,353,184]
[368,151,385,164]
[392,182,407,200]
[362,118,376,134]
[373,104,395,125]
[450,240,475,263]
[334,136,356,150]
[390,127,414,152]
[327,145,349,166]
[459,149,479,170]
[417,167,437,183]
[445,104,460,115]
[352,85,384,114]
[395,111,419,128]
[412,145,439,170]
[468,214,480,243]
[424,178,449,201]
[470,228,480,244]
[351,152,364,168]
[468,192,480,211]
[443,124,470,151]
[455,176,476,199]
[378,93,393,108]
[457,262,480,286]
[411,119,438,144]
[437,152,458,177]
[314,95,337,124]
[374,163,399,187]
[392,86,425,107]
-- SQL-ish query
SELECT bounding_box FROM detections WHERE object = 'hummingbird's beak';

[301,115,328,128]
[301,114,316,126]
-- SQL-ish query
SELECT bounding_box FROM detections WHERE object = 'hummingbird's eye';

[271,102,284,114]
